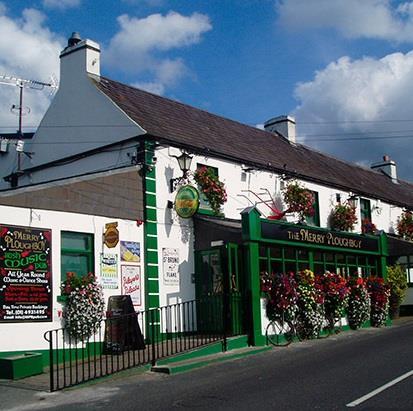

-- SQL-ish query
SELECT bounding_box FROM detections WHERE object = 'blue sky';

[1,0,413,180]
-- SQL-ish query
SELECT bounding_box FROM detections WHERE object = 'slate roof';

[94,76,413,209]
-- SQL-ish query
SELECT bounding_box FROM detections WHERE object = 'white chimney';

[264,115,296,144]
[59,32,100,88]
[371,155,398,184]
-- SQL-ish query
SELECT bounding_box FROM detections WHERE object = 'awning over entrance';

[193,215,242,251]
[387,234,413,257]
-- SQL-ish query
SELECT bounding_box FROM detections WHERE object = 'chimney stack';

[371,155,398,184]
[264,115,296,144]
[59,32,101,87]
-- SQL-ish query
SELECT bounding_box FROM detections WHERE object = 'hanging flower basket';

[361,218,377,235]
[282,180,314,222]
[193,166,227,215]
[330,203,357,232]
[61,272,105,341]
[397,210,413,241]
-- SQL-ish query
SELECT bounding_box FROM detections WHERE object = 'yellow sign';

[104,222,119,248]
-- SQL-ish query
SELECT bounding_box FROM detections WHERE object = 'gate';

[44,298,225,391]
[195,243,247,338]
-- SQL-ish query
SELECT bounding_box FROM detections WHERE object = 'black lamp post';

[170,152,193,192]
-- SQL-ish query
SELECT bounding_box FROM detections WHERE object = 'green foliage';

[330,203,358,232]
[387,264,408,304]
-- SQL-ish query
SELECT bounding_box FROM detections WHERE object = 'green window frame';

[61,231,94,281]
[360,198,372,221]
[306,191,320,227]
[259,245,377,279]
[196,163,219,215]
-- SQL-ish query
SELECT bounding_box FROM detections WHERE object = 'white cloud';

[131,81,165,95]
[293,51,413,180]
[0,6,63,133]
[43,0,81,10]
[106,11,211,94]
[277,0,413,43]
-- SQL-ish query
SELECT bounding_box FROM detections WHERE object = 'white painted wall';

[154,146,406,305]
[0,205,144,353]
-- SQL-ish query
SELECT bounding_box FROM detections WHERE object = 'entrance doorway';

[195,244,246,336]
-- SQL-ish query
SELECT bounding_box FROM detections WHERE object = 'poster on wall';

[162,248,180,285]
[120,241,140,263]
[0,225,52,323]
[121,265,141,307]
[100,254,118,289]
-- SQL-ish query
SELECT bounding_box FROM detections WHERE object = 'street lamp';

[170,151,193,192]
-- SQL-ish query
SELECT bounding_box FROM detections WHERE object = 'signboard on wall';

[0,225,52,322]
[162,248,180,285]
[101,254,118,289]
[261,221,380,252]
[120,241,140,263]
[121,265,141,306]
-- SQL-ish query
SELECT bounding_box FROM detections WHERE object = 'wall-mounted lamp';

[169,151,193,192]
[348,194,359,208]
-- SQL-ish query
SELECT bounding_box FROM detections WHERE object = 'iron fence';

[44,297,227,391]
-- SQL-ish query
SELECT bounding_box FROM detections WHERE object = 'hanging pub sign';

[104,222,119,248]
[0,225,52,323]
[261,221,380,253]
[174,185,199,218]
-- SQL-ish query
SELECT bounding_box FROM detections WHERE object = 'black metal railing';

[44,297,227,391]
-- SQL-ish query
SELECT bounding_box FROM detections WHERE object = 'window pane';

[298,262,309,271]
[259,246,267,258]
[284,247,295,260]
[260,259,269,274]
[358,256,367,266]
[269,246,282,259]
[325,253,334,263]
[271,261,283,274]
[336,254,345,264]
[314,252,323,262]
[297,248,309,261]
[285,262,296,274]
[62,232,91,250]
[305,191,320,227]
[347,255,357,265]
[61,254,89,278]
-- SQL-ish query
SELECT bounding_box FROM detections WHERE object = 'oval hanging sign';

[175,185,200,218]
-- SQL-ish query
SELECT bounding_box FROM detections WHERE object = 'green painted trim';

[196,208,216,216]
[145,222,157,236]
[146,208,157,222]
[147,281,160,293]
[146,179,156,194]
[146,236,158,250]
[146,250,159,264]
[145,193,157,208]
[148,294,160,307]
[152,346,271,375]
[0,352,43,380]
[245,241,264,346]
[146,265,159,277]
